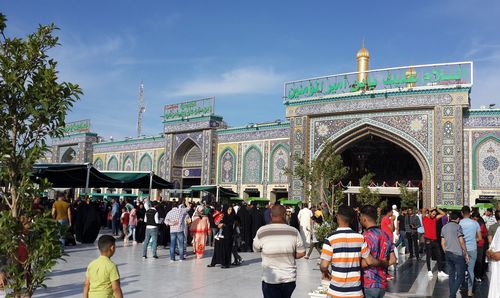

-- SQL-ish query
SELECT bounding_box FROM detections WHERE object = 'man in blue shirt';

[111,198,121,236]
[459,206,482,297]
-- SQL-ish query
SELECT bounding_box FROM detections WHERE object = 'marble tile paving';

[34,238,491,298]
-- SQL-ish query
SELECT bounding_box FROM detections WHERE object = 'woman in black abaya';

[207,206,235,268]
[135,202,147,243]
[80,201,101,243]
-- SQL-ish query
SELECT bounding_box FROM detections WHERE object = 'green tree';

[399,184,418,208]
[0,13,82,297]
[356,173,381,207]
[285,142,348,213]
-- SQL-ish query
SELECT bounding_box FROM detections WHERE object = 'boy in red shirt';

[422,207,448,277]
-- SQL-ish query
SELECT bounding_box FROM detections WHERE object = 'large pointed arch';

[219,147,237,184]
[317,123,433,207]
[94,157,104,171]
[269,143,290,184]
[174,138,202,167]
[242,145,263,184]
[107,156,119,171]
[472,134,500,190]
[123,156,134,171]
[139,153,153,171]
[157,153,167,178]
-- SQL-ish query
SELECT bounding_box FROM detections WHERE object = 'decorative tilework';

[217,128,289,143]
[463,131,470,205]
[107,156,119,171]
[269,144,289,184]
[293,93,453,117]
[94,158,104,171]
[123,157,134,171]
[158,153,166,178]
[443,122,454,139]
[464,116,500,128]
[219,148,236,183]
[139,154,152,171]
[474,137,500,189]
[94,139,164,154]
[173,132,203,153]
[243,145,263,184]
[310,110,434,164]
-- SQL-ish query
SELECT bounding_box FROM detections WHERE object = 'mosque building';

[47,46,500,208]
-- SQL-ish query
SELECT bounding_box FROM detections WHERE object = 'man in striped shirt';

[320,206,388,298]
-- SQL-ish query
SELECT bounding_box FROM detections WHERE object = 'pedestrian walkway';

[34,241,491,297]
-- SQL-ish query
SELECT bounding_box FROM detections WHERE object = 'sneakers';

[153,255,159,259]
[437,271,448,278]
[427,271,433,277]
[142,256,147,259]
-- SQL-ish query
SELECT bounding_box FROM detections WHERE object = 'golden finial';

[356,40,370,84]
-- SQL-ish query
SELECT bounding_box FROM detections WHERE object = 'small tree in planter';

[0,13,81,297]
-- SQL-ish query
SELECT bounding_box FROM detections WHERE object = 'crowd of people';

[25,193,500,298]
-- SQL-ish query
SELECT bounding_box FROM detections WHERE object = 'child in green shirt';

[84,235,123,298]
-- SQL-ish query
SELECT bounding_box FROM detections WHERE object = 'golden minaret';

[356,42,370,84]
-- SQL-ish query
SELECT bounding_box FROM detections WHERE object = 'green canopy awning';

[279,199,302,206]
[32,164,123,188]
[473,203,494,209]
[32,164,173,189]
[187,185,238,197]
[103,171,172,189]
[437,205,463,211]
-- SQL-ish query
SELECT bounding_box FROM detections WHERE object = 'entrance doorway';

[339,134,423,206]
[270,189,288,203]
[244,189,260,198]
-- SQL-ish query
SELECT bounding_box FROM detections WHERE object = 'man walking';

[441,212,470,298]
[142,201,160,259]
[360,205,397,298]
[52,193,72,246]
[422,207,448,277]
[253,205,305,298]
[165,201,190,261]
[320,206,388,298]
[460,206,482,297]
[297,205,313,249]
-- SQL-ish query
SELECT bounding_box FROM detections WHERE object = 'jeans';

[463,250,477,291]
[58,219,69,247]
[474,246,485,279]
[446,252,465,298]
[170,232,185,261]
[406,231,420,258]
[364,287,386,298]
[142,227,158,257]
[112,214,120,236]
[425,238,445,272]
[128,225,136,241]
[262,281,296,298]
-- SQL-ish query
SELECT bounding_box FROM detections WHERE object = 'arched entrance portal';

[340,134,422,207]
[318,124,432,207]
[173,139,202,192]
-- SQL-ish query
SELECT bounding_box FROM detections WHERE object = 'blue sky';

[3,1,500,139]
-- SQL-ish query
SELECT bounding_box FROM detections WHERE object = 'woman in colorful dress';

[190,205,210,259]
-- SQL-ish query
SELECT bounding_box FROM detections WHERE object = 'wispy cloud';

[168,66,286,97]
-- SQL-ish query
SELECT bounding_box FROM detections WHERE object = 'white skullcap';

[392,204,397,210]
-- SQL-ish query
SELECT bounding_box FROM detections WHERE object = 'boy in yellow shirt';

[83,235,123,298]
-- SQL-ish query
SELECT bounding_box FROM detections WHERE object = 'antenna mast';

[137,81,145,137]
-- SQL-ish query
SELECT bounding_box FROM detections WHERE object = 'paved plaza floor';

[34,234,491,298]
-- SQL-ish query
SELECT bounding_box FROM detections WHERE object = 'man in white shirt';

[253,205,305,298]
[483,208,497,231]
[297,205,313,248]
